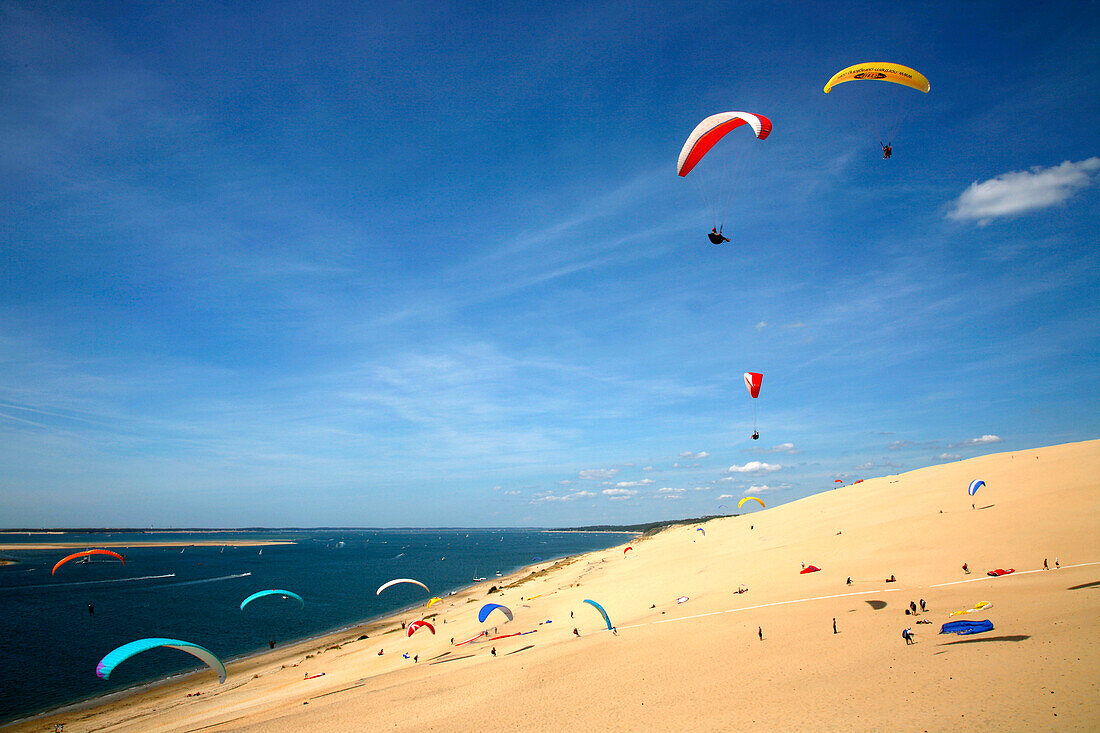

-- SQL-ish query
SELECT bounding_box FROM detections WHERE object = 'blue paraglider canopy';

[478,603,513,623]
[940,619,994,636]
[583,599,612,630]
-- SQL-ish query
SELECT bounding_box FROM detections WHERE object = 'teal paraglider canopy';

[583,599,612,630]
[96,638,226,683]
[478,603,513,623]
[239,589,304,611]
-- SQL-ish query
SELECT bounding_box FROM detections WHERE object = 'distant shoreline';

[0,540,296,551]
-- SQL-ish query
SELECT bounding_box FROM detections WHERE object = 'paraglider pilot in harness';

[881,142,892,159]
[708,227,730,244]
[751,430,759,440]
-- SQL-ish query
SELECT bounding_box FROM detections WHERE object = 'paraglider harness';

[708,227,730,245]
[881,142,892,159]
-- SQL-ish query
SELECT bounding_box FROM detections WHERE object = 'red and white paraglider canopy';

[743,372,763,399]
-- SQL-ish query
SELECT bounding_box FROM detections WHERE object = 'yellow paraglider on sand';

[823,62,930,94]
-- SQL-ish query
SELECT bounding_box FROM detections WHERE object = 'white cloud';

[755,321,767,330]
[615,478,654,488]
[728,461,781,474]
[602,488,637,496]
[938,453,961,461]
[955,434,1002,448]
[658,487,685,493]
[718,494,733,499]
[743,482,787,493]
[557,480,573,486]
[679,450,709,459]
[948,158,1100,224]
[642,465,655,472]
[662,494,683,500]
[579,468,618,480]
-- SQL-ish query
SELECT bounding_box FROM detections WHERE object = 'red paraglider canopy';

[743,372,763,399]
[799,565,821,574]
[986,568,1015,577]
[52,549,126,575]
[406,620,435,637]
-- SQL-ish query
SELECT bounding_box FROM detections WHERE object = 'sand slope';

[15,440,1099,732]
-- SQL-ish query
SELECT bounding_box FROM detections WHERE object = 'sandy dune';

[14,440,1099,732]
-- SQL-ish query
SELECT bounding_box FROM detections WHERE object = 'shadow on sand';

[1067,581,1100,590]
[865,600,887,610]
[936,634,1030,650]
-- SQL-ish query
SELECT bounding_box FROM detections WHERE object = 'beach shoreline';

[0,540,297,551]
[7,440,1098,732]
[4,547,622,730]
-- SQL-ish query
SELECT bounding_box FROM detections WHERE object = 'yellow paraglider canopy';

[738,496,766,510]
[824,62,930,93]
[427,597,443,609]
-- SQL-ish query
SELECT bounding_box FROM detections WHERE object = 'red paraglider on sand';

[799,565,821,574]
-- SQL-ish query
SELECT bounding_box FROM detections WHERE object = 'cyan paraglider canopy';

[239,589,304,611]
[96,638,226,683]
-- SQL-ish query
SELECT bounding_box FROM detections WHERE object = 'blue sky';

[1,1,1097,527]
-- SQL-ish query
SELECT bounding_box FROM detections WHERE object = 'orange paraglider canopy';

[52,549,125,575]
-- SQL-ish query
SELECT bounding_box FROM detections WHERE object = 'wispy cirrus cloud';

[948,158,1100,224]
[579,468,618,480]
[744,442,798,455]
[614,479,654,488]
[533,490,596,502]
[679,450,709,459]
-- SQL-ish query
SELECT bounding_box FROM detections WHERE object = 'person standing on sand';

[910,600,918,615]
[903,628,913,645]
[490,647,496,657]
[833,618,837,634]
[1055,557,1060,568]
[1044,558,1048,570]
[758,626,763,641]
[962,562,969,574]
[573,627,580,637]
[919,599,926,612]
